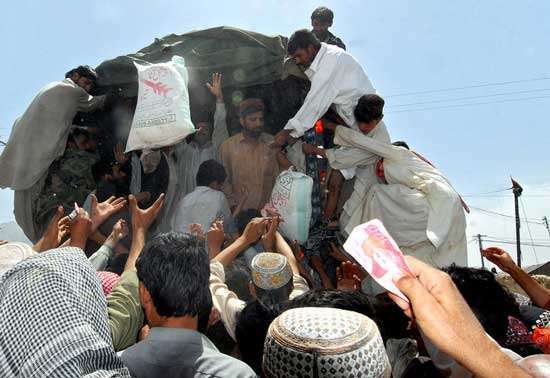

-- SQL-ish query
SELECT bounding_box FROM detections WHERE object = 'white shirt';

[334,127,468,267]
[171,186,233,234]
[325,123,390,236]
[284,43,383,137]
[173,103,228,199]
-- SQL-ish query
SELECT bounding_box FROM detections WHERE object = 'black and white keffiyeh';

[0,247,129,377]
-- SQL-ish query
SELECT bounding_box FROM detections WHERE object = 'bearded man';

[219,99,280,210]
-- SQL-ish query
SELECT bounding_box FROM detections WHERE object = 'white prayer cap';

[263,307,391,378]
[0,242,36,276]
[251,252,293,290]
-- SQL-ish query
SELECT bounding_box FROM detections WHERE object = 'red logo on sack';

[142,79,172,97]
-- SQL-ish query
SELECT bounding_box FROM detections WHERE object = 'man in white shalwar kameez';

[333,126,468,267]
[0,66,106,241]
[172,73,228,201]
[304,94,467,267]
[272,29,389,145]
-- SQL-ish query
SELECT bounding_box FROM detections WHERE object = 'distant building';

[525,261,550,276]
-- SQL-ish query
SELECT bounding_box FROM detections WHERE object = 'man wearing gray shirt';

[120,232,255,377]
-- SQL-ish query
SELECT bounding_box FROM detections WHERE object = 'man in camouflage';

[36,129,99,229]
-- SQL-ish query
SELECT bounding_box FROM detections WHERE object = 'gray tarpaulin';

[96,26,288,97]
[86,26,308,137]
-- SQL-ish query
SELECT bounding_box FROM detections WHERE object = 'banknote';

[343,219,413,301]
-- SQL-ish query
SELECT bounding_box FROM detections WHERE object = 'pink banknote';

[343,219,413,301]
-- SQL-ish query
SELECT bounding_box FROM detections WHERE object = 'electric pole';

[543,216,550,239]
[476,234,486,268]
[511,178,523,267]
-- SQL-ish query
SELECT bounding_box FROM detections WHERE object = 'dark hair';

[196,159,227,187]
[254,279,294,306]
[311,6,334,24]
[354,94,385,123]
[443,264,521,345]
[235,209,261,235]
[65,65,98,82]
[203,321,235,356]
[107,252,129,276]
[288,289,375,314]
[91,161,112,182]
[236,301,284,374]
[392,141,410,150]
[226,259,253,302]
[136,232,212,318]
[191,109,212,125]
[288,29,321,55]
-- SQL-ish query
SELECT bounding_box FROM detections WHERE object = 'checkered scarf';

[97,271,121,297]
[0,247,129,377]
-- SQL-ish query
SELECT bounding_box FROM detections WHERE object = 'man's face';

[311,19,331,39]
[291,46,318,67]
[358,119,380,135]
[72,73,93,93]
[193,121,213,146]
[240,111,264,139]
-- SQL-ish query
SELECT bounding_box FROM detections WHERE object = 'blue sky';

[1,0,549,267]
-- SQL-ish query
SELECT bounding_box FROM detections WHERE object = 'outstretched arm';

[283,70,339,139]
[212,218,268,267]
[484,247,550,309]
[207,73,229,155]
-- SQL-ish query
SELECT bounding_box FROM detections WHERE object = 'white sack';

[270,170,313,243]
[126,56,195,152]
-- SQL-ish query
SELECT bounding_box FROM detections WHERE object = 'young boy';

[171,159,235,234]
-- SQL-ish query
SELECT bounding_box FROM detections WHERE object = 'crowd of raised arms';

[0,6,549,378]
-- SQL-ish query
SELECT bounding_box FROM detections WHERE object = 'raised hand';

[111,219,129,241]
[34,206,67,252]
[188,223,206,239]
[113,142,129,165]
[241,217,269,246]
[482,247,517,273]
[207,220,225,252]
[124,194,165,272]
[90,195,127,231]
[69,206,93,249]
[206,73,224,102]
[336,261,363,291]
[261,216,280,252]
[128,193,165,233]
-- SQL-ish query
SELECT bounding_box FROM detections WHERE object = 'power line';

[386,76,550,97]
[482,235,550,242]
[463,188,512,196]
[482,239,550,248]
[520,197,540,264]
[469,206,543,224]
[389,88,550,108]
[462,194,550,199]
[387,94,550,114]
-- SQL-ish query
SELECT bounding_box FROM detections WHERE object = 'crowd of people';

[0,6,549,377]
